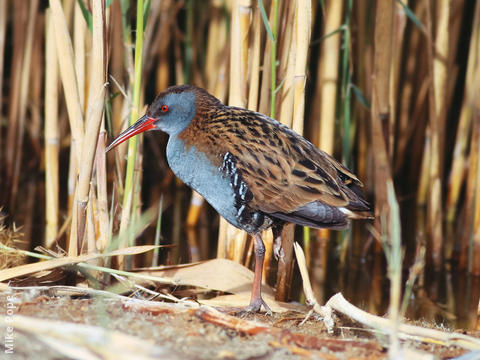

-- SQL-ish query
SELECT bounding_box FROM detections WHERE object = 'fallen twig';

[293,242,334,332]
[326,292,480,351]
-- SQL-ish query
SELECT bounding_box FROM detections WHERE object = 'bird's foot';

[244,296,273,316]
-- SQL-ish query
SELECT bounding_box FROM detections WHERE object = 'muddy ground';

[0,288,474,360]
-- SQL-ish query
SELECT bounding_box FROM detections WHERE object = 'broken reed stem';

[44,10,60,248]
[118,0,146,267]
[96,118,109,252]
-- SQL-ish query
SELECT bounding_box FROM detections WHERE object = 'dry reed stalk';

[29,18,44,153]
[388,3,406,160]
[63,0,75,27]
[154,1,174,92]
[425,0,444,269]
[245,4,274,281]
[311,0,345,278]
[433,0,450,173]
[460,113,480,271]
[417,125,431,205]
[247,5,261,111]
[185,2,219,242]
[272,0,296,298]
[258,1,274,116]
[220,0,252,263]
[214,23,234,259]
[317,0,343,155]
[373,0,394,156]
[229,0,250,114]
[141,0,162,78]
[371,0,394,220]
[75,0,107,252]
[351,3,373,222]
[275,0,312,302]
[110,0,126,134]
[205,2,223,91]
[291,0,311,135]
[45,10,60,248]
[51,0,85,253]
[50,0,85,161]
[277,1,295,128]
[0,0,7,173]
[478,298,480,330]
[395,2,425,173]
[473,107,480,275]
[117,0,147,269]
[10,0,38,207]
[74,0,87,112]
[446,1,480,224]
[3,3,25,207]
[108,1,130,188]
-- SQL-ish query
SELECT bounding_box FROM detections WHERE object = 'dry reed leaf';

[138,258,274,296]
[0,245,161,282]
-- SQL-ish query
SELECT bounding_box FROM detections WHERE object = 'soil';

[0,289,473,360]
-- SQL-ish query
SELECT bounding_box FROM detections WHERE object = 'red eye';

[161,105,169,113]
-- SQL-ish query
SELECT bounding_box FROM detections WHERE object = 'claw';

[245,296,273,315]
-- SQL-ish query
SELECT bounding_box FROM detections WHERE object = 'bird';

[107,85,372,314]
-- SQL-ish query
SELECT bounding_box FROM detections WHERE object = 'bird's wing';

[217,109,368,215]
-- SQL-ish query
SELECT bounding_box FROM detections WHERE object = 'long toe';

[245,297,273,315]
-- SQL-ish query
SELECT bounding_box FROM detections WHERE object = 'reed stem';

[118,0,147,266]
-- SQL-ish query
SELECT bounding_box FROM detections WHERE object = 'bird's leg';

[246,233,272,315]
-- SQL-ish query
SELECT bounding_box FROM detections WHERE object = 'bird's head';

[106,85,215,152]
